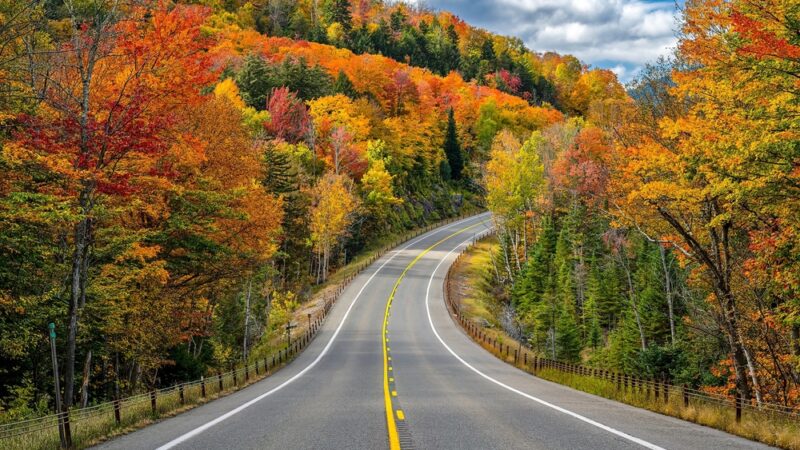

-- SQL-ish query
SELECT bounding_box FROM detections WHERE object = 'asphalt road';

[96,213,771,450]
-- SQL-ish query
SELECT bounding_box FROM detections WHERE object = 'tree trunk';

[243,279,252,362]
[620,255,647,350]
[79,350,92,408]
[500,230,514,282]
[720,290,754,403]
[65,209,91,409]
[659,245,676,346]
[739,336,763,407]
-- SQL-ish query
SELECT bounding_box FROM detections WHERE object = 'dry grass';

[3,358,306,450]
[535,369,800,449]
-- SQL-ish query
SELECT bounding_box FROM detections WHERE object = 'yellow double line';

[382,221,485,450]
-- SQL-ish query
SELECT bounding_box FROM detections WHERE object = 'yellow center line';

[382,220,485,450]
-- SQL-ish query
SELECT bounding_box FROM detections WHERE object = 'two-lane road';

[97,213,770,450]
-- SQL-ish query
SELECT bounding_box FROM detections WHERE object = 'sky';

[406,0,682,83]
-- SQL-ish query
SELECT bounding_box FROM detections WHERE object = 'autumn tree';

[266,87,311,143]
[309,173,359,283]
[7,3,218,408]
[485,130,545,280]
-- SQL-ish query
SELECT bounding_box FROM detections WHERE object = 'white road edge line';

[424,231,667,450]
[156,214,489,450]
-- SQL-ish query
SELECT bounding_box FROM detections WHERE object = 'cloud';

[417,0,679,83]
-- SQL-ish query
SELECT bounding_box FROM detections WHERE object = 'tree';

[236,55,274,110]
[333,69,358,98]
[442,108,464,180]
[323,0,352,32]
[10,3,217,408]
[266,87,311,143]
[486,130,546,280]
[308,173,359,283]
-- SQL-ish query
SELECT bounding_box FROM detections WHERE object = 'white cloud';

[424,0,679,83]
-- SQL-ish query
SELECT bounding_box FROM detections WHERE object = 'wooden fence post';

[62,409,72,448]
[113,398,121,424]
[735,391,742,423]
[150,390,157,415]
[683,385,688,408]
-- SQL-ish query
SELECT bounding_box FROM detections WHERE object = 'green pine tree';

[263,144,296,194]
[333,69,357,98]
[235,55,274,110]
[443,108,464,180]
[556,305,582,363]
[324,0,352,31]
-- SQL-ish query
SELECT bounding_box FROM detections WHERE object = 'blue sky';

[406,0,682,83]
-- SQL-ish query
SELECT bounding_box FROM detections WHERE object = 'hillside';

[1,0,798,438]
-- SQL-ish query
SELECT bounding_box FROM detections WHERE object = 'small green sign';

[48,323,56,339]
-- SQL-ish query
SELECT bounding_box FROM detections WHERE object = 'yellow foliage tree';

[309,172,360,282]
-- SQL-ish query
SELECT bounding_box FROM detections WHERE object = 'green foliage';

[235,54,273,110]
[333,69,358,98]
[235,55,334,109]
[263,143,297,195]
[323,0,352,31]
[443,108,464,180]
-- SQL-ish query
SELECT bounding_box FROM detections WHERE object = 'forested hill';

[3,0,796,429]
[216,0,625,116]
[0,0,612,417]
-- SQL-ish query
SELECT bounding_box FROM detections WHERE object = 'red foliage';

[497,69,522,94]
[265,87,310,143]
[730,11,800,61]
[15,4,216,197]
[552,127,610,203]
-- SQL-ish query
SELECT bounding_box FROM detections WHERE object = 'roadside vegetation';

[449,237,800,449]
[0,1,796,447]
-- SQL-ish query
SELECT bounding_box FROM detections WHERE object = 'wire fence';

[443,231,800,425]
[0,212,481,450]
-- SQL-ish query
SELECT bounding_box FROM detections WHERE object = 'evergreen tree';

[443,108,464,180]
[333,69,357,98]
[236,55,274,110]
[275,57,334,100]
[584,294,602,350]
[324,0,352,31]
[263,144,296,194]
[556,305,582,362]
[635,241,669,346]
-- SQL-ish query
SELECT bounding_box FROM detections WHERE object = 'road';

[96,213,770,450]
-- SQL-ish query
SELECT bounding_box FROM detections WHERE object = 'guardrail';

[443,231,800,426]
[0,211,482,450]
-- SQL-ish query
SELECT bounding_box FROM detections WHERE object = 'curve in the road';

[382,221,488,450]
[154,216,487,450]
[423,233,664,450]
